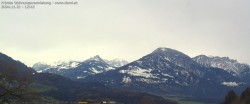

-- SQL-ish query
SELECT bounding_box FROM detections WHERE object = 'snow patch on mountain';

[90,68,101,74]
[136,78,161,84]
[33,61,80,71]
[105,59,128,67]
[32,62,52,73]
[77,76,85,79]
[119,66,158,78]
[56,61,80,69]
[222,82,239,87]
[162,73,174,78]
[36,70,43,73]
[122,76,132,83]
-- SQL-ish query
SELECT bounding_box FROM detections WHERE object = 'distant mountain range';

[82,48,249,99]
[0,52,176,104]
[2,47,250,103]
[193,55,250,77]
[31,47,250,101]
[32,55,128,79]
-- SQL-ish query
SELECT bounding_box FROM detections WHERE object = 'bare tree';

[0,61,33,104]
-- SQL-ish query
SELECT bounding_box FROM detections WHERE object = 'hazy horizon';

[1,47,249,67]
[1,0,249,66]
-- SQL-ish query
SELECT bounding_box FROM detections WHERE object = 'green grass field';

[29,83,55,93]
[166,97,213,104]
[166,97,220,104]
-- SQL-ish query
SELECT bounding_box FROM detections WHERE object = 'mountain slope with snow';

[32,62,52,73]
[83,47,242,99]
[193,55,250,76]
[32,55,115,79]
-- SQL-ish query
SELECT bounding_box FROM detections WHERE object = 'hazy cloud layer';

[0,0,249,66]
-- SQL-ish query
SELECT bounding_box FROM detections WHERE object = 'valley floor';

[166,97,220,104]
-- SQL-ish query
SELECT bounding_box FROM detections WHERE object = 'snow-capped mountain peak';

[32,62,52,73]
[83,47,241,99]
[32,55,116,79]
[105,59,128,67]
[86,55,104,62]
[152,48,192,60]
[193,55,250,76]
[33,61,81,73]
[33,62,50,68]
[152,47,176,53]
[111,47,208,85]
[149,47,200,69]
[54,61,80,69]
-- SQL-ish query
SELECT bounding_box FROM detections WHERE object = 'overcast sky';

[0,0,249,66]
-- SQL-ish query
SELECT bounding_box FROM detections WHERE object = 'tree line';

[0,61,34,104]
[222,87,250,104]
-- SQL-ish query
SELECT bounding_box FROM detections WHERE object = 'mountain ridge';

[32,55,128,79]
[82,47,244,99]
[193,55,250,76]
[0,52,176,104]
